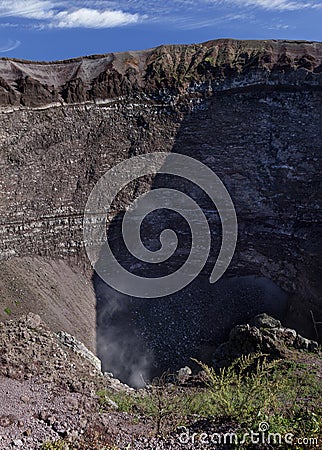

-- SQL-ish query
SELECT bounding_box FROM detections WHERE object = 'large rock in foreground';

[212,313,320,369]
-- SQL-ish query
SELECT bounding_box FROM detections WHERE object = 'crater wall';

[0,40,321,371]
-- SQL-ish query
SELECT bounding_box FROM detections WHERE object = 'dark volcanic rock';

[0,76,18,105]
[16,75,56,107]
[212,313,320,369]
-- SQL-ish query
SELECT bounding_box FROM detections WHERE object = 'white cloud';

[176,12,253,29]
[0,0,54,19]
[230,0,316,10]
[120,0,322,12]
[0,38,21,52]
[0,0,320,30]
[268,23,290,28]
[53,7,139,28]
[203,0,322,11]
[0,1,140,28]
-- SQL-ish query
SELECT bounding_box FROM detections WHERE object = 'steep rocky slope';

[0,257,96,352]
[0,39,321,382]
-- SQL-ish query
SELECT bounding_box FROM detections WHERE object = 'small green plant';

[41,439,119,450]
[99,373,188,435]
[41,441,69,450]
[4,307,12,316]
[192,353,322,447]
[96,353,321,446]
[194,353,280,428]
[98,389,150,415]
[144,373,189,435]
[204,56,214,65]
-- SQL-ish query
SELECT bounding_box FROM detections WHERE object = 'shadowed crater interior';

[94,272,288,387]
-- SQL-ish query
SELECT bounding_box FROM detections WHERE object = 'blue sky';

[0,0,321,61]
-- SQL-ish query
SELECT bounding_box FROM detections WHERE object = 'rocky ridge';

[1,39,322,108]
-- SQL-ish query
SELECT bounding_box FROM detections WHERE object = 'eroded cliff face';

[1,39,322,107]
[0,39,321,381]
